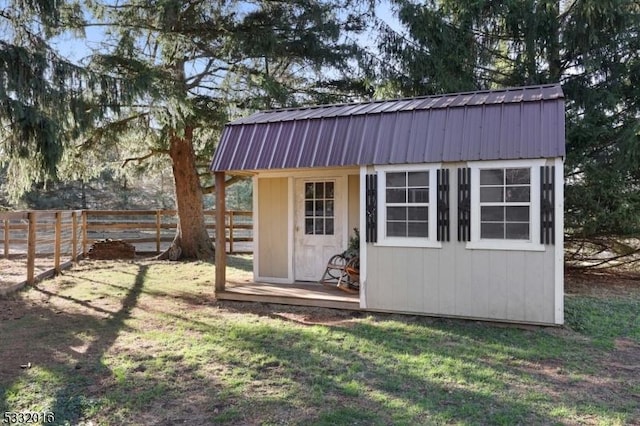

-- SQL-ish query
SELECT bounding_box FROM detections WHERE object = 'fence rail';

[0,209,252,292]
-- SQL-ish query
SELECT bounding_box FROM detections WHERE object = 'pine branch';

[77,112,150,150]
[202,175,246,194]
[186,61,229,89]
[121,149,169,168]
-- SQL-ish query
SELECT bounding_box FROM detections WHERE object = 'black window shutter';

[365,173,377,243]
[540,166,555,244]
[437,169,450,242]
[457,167,471,242]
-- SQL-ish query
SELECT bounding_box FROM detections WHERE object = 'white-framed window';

[375,164,441,248]
[468,159,545,251]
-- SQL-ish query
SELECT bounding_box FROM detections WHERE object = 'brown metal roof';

[211,84,565,172]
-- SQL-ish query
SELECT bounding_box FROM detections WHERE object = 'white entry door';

[294,177,346,281]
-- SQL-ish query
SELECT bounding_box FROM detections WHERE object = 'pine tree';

[81,0,369,260]
[0,0,143,199]
[375,0,640,239]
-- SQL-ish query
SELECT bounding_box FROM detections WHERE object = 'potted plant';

[343,227,359,260]
[342,228,360,291]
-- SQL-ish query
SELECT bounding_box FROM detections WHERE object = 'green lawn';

[1,258,638,425]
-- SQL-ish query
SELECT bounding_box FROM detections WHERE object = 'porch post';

[215,171,226,292]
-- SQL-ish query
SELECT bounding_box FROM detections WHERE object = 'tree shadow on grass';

[343,319,639,422]
[0,265,149,423]
[205,316,559,425]
[47,264,148,421]
[0,263,229,425]
[215,302,638,424]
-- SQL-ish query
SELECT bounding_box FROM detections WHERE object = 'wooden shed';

[210,84,565,325]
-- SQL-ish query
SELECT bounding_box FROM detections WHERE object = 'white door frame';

[293,176,348,281]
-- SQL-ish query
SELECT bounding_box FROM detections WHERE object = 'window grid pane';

[479,168,531,241]
[385,171,429,239]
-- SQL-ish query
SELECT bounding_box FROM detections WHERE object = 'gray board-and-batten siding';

[210,84,564,173]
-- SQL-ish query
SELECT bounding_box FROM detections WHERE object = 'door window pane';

[325,219,334,235]
[325,182,334,198]
[305,201,314,216]
[305,183,314,198]
[304,180,335,235]
[325,200,334,216]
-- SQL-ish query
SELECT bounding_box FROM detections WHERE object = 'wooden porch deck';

[216,281,360,310]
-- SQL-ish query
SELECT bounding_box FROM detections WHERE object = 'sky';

[49,0,402,66]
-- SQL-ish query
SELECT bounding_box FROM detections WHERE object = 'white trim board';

[252,175,259,281]
[554,157,564,325]
[359,166,368,309]
[254,167,360,179]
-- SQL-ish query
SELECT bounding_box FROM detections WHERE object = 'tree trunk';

[161,126,215,260]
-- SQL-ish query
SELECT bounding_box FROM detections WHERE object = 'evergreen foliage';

[375,0,640,239]
[1,0,371,259]
[0,0,146,199]
[78,0,369,258]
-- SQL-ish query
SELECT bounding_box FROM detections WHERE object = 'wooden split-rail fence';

[0,210,252,290]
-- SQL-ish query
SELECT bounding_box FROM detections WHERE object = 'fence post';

[82,211,88,256]
[27,212,36,285]
[228,211,234,254]
[156,210,161,253]
[72,211,78,263]
[54,211,62,274]
[3,218,8,258]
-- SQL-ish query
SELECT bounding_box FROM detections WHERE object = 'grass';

[0,256,638,425]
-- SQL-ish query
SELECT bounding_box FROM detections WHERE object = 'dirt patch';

[0,256,54,294]
[565,268,640,298]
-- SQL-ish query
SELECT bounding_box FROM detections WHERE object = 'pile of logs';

[87,239,136,260]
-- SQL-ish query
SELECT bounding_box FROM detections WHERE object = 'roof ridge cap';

[256,83,563,115]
